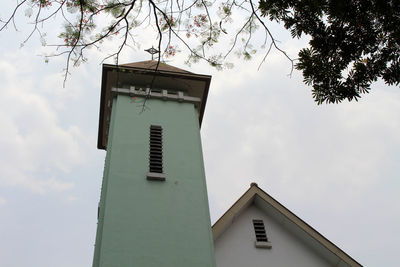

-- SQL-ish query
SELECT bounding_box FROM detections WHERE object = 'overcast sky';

[1,2,399,267]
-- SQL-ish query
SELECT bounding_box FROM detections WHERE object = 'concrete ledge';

[255,241,272,249]
[146,172,166,181]
[111,87,201,104]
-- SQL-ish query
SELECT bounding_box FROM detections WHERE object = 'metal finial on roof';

[144,46,159,60]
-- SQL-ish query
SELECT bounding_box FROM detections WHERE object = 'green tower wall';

[93,94,216,267]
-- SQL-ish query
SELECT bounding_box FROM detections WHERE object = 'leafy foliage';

[260,0,400,104]
[1,0,399,103]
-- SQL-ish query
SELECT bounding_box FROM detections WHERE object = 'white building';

[213,183,362,267]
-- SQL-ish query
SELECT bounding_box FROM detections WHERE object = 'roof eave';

[97,64,211,150]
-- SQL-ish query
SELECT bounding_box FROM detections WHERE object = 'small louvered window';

[147,125,166,181]
[252,219,272,248]
[253,219,268,242]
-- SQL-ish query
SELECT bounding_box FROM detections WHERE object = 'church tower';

[93,61,216,267]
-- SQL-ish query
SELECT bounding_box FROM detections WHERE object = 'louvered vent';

[147,125,165,181]
[253,219,268,242]
[149,125,163,173]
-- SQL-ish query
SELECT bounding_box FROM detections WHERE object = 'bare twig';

[1,0,295,86]
[248,0,294,75]
[0,0,28,31]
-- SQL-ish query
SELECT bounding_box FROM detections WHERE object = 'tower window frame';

[147,125,166,181]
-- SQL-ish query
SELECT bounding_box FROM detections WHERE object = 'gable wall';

[214,204,335,267]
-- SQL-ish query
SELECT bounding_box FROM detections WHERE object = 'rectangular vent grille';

[149,125,163,173]
[253,219,268,242]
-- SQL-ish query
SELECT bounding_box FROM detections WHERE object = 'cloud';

[0,55,86,194]
[0,196,6,206]
[66,195,79,203]
[201,58,400,220]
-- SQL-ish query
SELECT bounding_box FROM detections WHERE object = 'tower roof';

[98,60,212,149]
[121,60,193,74]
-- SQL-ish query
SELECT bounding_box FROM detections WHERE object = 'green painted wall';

[93,94,216,267]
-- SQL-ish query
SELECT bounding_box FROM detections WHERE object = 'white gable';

[214,203,338,267]
[212,185,361,267]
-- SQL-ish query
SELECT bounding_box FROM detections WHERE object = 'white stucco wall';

[214,204,335,267]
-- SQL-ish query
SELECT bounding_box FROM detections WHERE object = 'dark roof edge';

[102,63,212,80]
[97,65,109,149]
